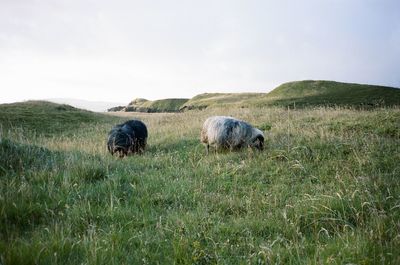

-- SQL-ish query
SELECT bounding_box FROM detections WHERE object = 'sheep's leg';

[205,144,209,155]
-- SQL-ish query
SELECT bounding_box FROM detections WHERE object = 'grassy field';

[1,101,400,264]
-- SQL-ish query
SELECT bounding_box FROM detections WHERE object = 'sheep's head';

[107,129,134,157]
[251,128,264,150]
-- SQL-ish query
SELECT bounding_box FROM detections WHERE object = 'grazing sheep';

[201,116,264,154]
[107,120,148,157]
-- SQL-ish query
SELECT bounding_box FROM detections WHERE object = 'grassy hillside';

[181,80,400,110]
[0,101,117,136]
[124,98,149,111]
[180,93,263,110]
[261,80,400,108]
[119,98,189,113]
[140,98,189,112]
[1,101,399,264]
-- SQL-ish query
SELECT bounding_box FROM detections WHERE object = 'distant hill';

[124,98,150,111]
[180,80,400,110]
[106,80,400,112]
[180,93,263,110]
[0,101,117,136]
[111,98,189,113]
[139,98,189,112]
[259,80,400,108]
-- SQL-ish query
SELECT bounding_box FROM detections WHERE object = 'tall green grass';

[0,103,399,264]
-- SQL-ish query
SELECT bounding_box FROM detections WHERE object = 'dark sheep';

[107,120,148,157]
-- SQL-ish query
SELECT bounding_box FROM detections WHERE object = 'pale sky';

[1,0,399,103]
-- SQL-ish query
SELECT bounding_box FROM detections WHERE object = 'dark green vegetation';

[1,100,400,264]
[116,98,189,113]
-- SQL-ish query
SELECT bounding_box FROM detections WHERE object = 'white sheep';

[200,116,264,154]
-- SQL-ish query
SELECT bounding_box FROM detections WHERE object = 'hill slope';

[139,98,189,112]
[180,93,263,110]
[180,80,400,110]
[261,80,400,108]
[0,101,117,136]
[115,98,189,113]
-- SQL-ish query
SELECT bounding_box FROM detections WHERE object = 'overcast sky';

[1,0,399,103]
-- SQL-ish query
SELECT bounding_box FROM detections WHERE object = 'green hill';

[123,98,189,113]
[180,80,400,110]
[140,98,189,112]
[124,98,149,111]
[261,80,400,108]
[180,93,263,110]
[0,100,117,136]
